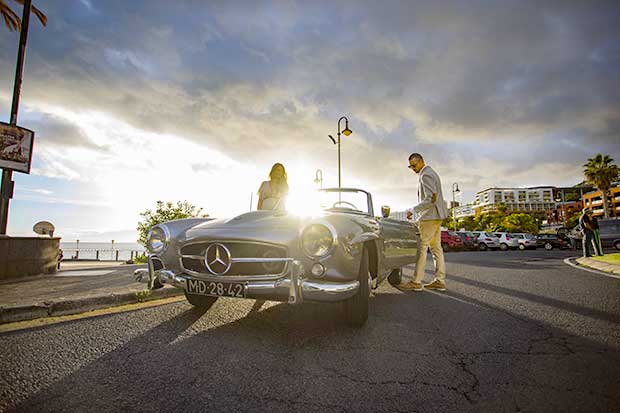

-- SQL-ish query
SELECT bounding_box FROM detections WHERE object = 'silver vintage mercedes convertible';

[134,188,419,326]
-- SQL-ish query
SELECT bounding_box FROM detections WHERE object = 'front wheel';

[544,242,553,251]
[500,243,508,251]
[442,242,450,251]
[184,292,218,310]
[388,268,402,286]
[518,244,525,251]
[343,246,370,327]
[614,240,620,251]
[479,243,488,251]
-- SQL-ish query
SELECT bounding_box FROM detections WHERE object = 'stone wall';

[0,236,61,279]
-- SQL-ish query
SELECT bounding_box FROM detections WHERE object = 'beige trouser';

[413,219,445,283]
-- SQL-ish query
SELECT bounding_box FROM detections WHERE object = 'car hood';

[183,210,314,245]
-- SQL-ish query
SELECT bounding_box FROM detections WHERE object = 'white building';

[453,204,475,218]
[473,186,555,215]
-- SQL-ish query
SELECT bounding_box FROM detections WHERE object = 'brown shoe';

[424,279,446,291]
[398,281,424,292]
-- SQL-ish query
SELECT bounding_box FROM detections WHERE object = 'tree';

[1,0,47,31]
[501,213,539,234]
[137,201,208,246]
[460,216,477,231]
[583,154,620,219]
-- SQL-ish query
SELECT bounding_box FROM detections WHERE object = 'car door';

[378,217,419,269]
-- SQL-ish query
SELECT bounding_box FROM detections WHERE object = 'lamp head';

[342,119,352,136]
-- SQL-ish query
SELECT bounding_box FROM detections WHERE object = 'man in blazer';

[400,153,450,292]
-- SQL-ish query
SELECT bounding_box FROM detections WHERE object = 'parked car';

[134,187,419,327]
[470,232,500,250]
[598,219,620,250]
[441,230,463,251]
[536,234,568,250]
[493,232,521,251]
[456,231,478,250]
[511,233,538,250]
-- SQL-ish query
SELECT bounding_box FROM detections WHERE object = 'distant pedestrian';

[399,153,450,292]
[57,248,63,270]
[569,226,582,250]
[257,163,289,211]
[591,215,604,256]
[579,209,594,257]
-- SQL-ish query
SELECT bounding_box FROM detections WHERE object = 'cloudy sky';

[1,0,619,242]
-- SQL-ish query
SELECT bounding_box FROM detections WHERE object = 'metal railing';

[62,249,146,261]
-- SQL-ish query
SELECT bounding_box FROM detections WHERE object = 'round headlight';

[301,223,336,258]
[146,226,168,254]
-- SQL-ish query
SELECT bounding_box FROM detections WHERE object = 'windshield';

[524,234,535,239]
[513,234,524,239]
[317,190,370,214]
[287,188,371,216]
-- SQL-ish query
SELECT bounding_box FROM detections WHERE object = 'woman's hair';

[268,163,288,193]
[269,163,287,181]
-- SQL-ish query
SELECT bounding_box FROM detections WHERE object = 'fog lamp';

[311,262,326,277]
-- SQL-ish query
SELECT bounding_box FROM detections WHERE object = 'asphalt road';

[1,249,619,412]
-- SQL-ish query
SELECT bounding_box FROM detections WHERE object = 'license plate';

[186,279,246,298]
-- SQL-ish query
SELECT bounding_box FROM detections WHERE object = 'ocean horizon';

[60,242,145,261]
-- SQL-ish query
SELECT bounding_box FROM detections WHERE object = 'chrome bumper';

[133,257,359,304]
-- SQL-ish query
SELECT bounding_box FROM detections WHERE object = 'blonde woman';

[257,163,289,210]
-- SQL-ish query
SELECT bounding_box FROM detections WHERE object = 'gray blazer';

[413,165,450,221]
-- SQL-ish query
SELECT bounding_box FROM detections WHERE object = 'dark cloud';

[23,113,112,153]
[1,0,619,201]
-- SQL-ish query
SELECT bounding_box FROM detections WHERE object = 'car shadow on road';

[10,285,620,412]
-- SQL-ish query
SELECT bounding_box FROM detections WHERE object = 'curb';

[564,257,620,280]
[575,257,620,275]
[0,286,183,324]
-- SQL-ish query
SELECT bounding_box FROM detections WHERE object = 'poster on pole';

[0,121,35,174]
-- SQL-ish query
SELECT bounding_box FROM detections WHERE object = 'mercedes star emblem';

[204,243,232,275]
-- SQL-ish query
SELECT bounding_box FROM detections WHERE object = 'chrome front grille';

[180,241,289,277]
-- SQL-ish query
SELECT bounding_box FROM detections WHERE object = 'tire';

[442,242,450,251]
[479,243,487,251]
[184,292,218,310]
[343,246,370,327]
[544,242,553,251]
[518,244,525,251]
[388,268,402,286]
[500,243,508,251]
[614,240,620,251]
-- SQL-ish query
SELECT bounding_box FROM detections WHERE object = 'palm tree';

[583,154,620,219]
[1,0,46,31]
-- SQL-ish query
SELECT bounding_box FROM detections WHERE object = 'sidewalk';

[575,254,620,275]
[0,261,182,324]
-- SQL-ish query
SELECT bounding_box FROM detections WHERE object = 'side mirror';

[381,205,390,218]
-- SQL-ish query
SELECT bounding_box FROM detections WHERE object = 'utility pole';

[1,0,33,234]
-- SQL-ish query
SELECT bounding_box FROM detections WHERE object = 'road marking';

[56,270,115,277]
[0,296,186,333]
[563,257,620,280]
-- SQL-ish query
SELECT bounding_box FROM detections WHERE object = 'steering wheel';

[332,201,358,210]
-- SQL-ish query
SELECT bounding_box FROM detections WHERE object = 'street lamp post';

[328,116,352,198]
[314,169,323,189]
[0,0,34,234]
[555,188,567,228]
[452,183,460,231]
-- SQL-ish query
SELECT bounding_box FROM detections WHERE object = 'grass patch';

[135,289,152,302]
[591,253,620,265]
